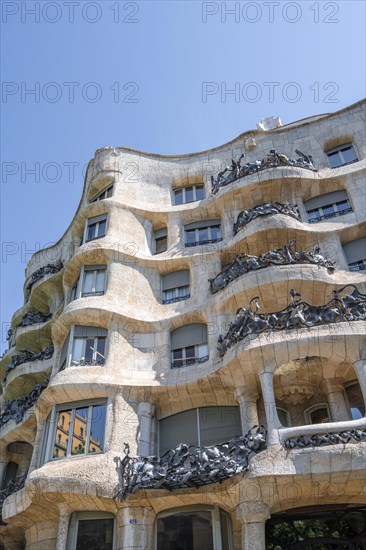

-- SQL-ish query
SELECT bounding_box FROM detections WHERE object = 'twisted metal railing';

[114,426,266,500]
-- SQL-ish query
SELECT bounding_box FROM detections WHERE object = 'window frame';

[171,343,208,368]
[90,184,114,202]
[61,326,108,370]
[344,381,365,420]
[305,193,353,224]
[276,407,291,427]
[304,403,331,425]
[173,184,205,205]
[154,228,168,255]
[41,399,108,465]
[67,511,116,550]
[184,223,222,247]
[155,505,233,550]
[326,143,358,169]
[73,265,107,299]
[162,284,190,304]
[83,214,108,243]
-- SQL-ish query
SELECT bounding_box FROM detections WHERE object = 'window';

[79,265,107,298]
[184,220,222,247]
[277,408,291,427]
[67,512,115,550]
[154,228,167,254]
[304,404,330,424]
[174,184,205,205]
[345,382,365,419]
[91,184,113,202]
[158,406,241,455]
[84,215,107,243]
[1,462,18,490]
[42,400,107,463]
[304,190,353,223]
[162,270,190,304]
[171,324,208,368]
[343,237,366,271]
[326,143,358,168]
[70,326,107,367]
[157,506,233,550]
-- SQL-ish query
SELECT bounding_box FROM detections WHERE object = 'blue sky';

[1,0,365,351]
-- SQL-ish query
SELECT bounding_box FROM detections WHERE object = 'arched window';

[156,506,233,550]
[345,381,365,419]
[304,404,330,424]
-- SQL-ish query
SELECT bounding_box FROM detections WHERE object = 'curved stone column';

[234,386,259,435]
[236,501,270,550]
[116,506,155,550]
[137,402,155,456]
[259,371,281,444]
[321,378,350,422]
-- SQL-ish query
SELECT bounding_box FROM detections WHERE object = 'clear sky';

[1,0,365,352]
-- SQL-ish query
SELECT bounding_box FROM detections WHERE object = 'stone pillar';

[353,359,366,407]
[137,402,155,456]
[234,386,259,435]
[236,502,270,550]
[56,503,71,550]
[259,371,281,444]
[321,378,350,422]
[116,506,155,550]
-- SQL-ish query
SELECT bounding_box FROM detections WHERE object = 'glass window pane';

[198,227,209,242]
[327,151,341,168]
[185,186,194,203]
[96,337,106,364]
[87,224,96,241]
[277,408,290,427]
[159,409,199,454]
[83,271,94,294]
[309,407,329,424]
[195,185,205,200]
[322,204,335,216]
[185,230,196,245]
[199,406,241,447]
[307,209,321,221]
[220,510,232,550]
[95,270,105,292]
[106,186,113,197]
[341,146,357,164]
[53,409,71,459]
[336,200,350,212]
[89,405,107,453]
[174,189,183,205]
[185,346,196,359]
[84,339,94,363]
[155,237,167,254]
[346,383,365,419]
[172,348,183,367]
[178,285,189,298]
[163,289,175,302]
[211,225,222,240]
[97,220,106,238]
[71,407,88,455]
[76,518,114,550]
[157,511,213,550]
[72,338,84,364]
[197,343,208,359]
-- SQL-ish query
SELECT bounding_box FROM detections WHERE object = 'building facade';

[0,99,365,549]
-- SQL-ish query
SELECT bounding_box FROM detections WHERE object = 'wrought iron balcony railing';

[162,294,190,305]
[218,285,366,357]
[0,380,48,429]
[233,202,301,235]
[5,345,54,380]
[308,206,353,223]
[171,355,209,369]
[114,426,266,499]
[0,471,28,515]
[185,238,222,248]
[26,261,63,293]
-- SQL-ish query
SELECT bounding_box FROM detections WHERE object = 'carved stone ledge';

[233,202,301,236]
[0,380,48,429]
[5,345,54,380]
[26,260,63,293]
[211,149,316,195]
[209,240,335,293]
[114,426,266,500]
[218,285,366,357]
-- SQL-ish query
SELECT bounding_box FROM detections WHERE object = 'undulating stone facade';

[1,99,365,549]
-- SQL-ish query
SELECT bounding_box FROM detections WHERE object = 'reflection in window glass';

[75,518,114,550]
[53,409,72,459]
[185,187,194,203]
[157,511,214,550]
[89,405,107,453]
[72,407,88,455]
